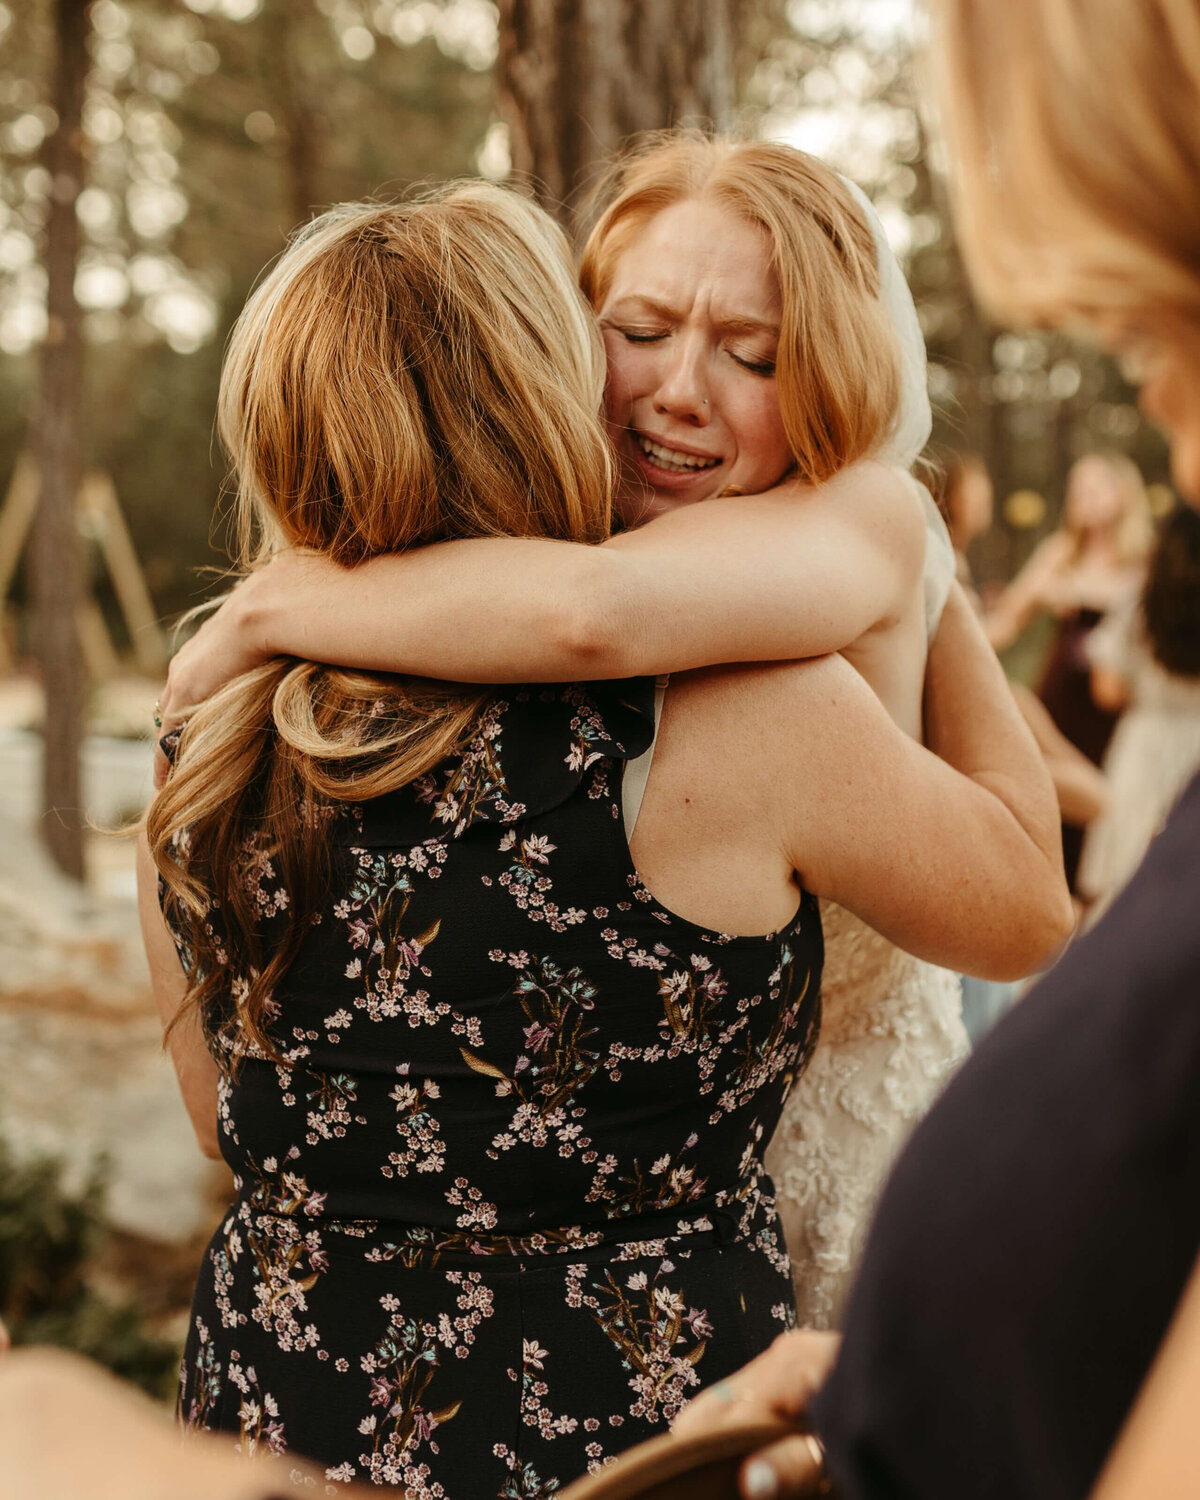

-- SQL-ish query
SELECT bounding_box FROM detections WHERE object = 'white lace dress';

[765,904,967,1328]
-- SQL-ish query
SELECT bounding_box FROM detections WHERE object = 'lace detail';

[764,901,967,1329]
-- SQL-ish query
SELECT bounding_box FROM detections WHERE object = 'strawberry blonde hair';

[578,133,902,488]
[149,183,612,1059]
[927,0,1200,334]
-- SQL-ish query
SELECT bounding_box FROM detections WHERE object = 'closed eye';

[618,328,668,345]
[731,352,776,376]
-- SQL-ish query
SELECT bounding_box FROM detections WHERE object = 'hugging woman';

[161,135,1069,1334]
[142,180,1068,1494]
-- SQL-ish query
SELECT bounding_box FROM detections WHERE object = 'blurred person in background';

[156,134,1067,1335]
[940,452,1106,1036]
[986,450,1153,890]
[674,0,1200,1496]
[1079,502,1200,914]
[142,180,1068,1493]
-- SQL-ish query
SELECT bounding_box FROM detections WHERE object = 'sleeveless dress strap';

[622,676,668,842]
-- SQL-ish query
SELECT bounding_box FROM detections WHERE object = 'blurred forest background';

[0,0,1177,1390]
[0,0,1171,644]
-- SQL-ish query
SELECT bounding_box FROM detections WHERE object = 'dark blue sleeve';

[812,770,1200,1500]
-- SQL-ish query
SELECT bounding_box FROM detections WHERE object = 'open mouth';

[635,433,722,475]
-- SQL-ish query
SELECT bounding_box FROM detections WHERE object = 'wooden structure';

[0,453,167,680]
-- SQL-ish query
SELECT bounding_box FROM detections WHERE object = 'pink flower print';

[523,1022,554,1053]
[685,1308,713,1338]
[653,1285,685,1317]
[396,937,425,970]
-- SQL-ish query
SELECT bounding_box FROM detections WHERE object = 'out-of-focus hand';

[674,1329,840,1499]
[1035,572,1081,617]
[0,1347,309,1499]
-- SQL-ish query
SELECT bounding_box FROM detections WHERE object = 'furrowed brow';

[603,294,682,320]
[716,314,780,338]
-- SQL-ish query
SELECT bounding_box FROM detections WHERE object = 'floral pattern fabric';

[169,679,823,1496]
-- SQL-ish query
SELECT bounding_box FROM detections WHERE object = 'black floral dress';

[170,679,823,1496]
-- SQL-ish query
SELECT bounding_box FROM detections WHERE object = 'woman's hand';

[154,560,295,787]
[0,1346,316,1499]
[985,531,1073,649]
[674,1330,840,1499]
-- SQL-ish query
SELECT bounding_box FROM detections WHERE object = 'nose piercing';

[702,398,709,406]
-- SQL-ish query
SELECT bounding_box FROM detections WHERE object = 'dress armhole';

[622,676,668,843]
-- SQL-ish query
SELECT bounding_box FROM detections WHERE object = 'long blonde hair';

[149,183,612,1059]
[578,133,902,488]
[927,0,1200,334]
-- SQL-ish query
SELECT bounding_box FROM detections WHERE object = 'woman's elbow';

[981,882,1076,981]
[549,552,637,678]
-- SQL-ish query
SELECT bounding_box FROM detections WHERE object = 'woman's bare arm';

[159,461,924,728]
[985,531,1070,650]
[136,832,221,1159]
[1090,1252,1200,1500]
[788,586,1073,978]
[1013,681,1109,825]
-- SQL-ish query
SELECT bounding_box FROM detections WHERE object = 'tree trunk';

[33,0,90,881]
[496,0,735,228]
[267,0,321,227]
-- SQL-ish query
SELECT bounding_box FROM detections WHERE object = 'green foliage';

[0,0,498,626]
[0,0,1177,643]
[0,1137,181,1401]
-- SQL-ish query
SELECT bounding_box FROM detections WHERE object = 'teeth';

[638,436,720,473]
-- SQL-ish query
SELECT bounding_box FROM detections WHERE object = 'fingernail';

[743,1460,779,1500]
[711,1380,735,1403]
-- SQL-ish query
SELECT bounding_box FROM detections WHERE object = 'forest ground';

[0,676,228,1360]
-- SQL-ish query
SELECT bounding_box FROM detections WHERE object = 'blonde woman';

[675,2,1200,1498]
[142,181,1068,1493]
[159,137,1034,1332]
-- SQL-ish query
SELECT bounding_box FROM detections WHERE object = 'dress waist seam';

[234,1169,777,1259]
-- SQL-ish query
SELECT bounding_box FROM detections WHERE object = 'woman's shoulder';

[346,678,658,844]
[662,657,869,777]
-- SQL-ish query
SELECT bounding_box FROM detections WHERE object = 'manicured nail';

[711,1380,735,1403]
[743,1460,779,1500]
